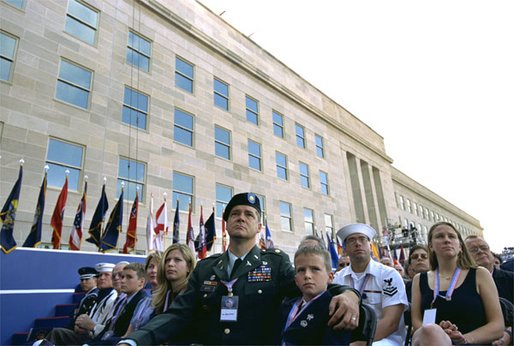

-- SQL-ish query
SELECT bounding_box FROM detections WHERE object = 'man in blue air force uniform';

[120,192,361,345]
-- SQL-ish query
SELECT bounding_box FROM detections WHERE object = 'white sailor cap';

[337,223,376,243]
[95,262,115,273]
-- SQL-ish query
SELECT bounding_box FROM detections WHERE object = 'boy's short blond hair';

[294,245,332,273]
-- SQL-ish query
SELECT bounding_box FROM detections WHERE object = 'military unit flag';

[172,200,180,244]
[0,165,23,254]
[153,199,167,252]
[186,203,195,253]
[204,207,216,251]
[123,192,138,254]
[146,195,155,251]
[23,172,47,248]
[100,189,123,252]
[50,176,68,250]
[68,180,87,250]
[86,184,108,248]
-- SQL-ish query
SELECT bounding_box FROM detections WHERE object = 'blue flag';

[23,173,47,248]
[100,190,123,252]
[86,184,109,248]
[204,208,216,251]
[172,200,180,244]
[1,165,23,254]
[326,231,339,271]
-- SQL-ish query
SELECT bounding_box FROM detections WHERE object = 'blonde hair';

[427,222,476,270]
[145,251,162,272]
[152,244,196,314]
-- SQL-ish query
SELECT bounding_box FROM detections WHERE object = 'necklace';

[439,273,452,280]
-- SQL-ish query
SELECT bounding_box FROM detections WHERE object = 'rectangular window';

[406,199,412,213]
[413,202,418,216]
[276,152,288,180]
[418,205,424,219]
[122,86,148,130]
[324,214,333,235]
[214,78,229,111]
[295,123,305,149]
[174,108,194,147]
[315,134,324,158]
[173,171,194,211]
[304,208,314,235]
[215,126,231,160]
[127,31,151,72]
[280,201,292,231]
[3,0,25,9]
[248,139,262,171]
[216,183,233,218]
[399,195,405,210]
[299,162,310,189]
[425,207,429,220]
[46,138,84,191]
[0,31,18,82]
[65,0,99,45]
[246,95,259,125]
[272,110,284,138]
[320,171,329,195]
[175,56,194,93]
[117,157,146,202]
[56,59,92,109]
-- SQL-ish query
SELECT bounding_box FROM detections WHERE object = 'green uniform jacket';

[128,246,296,345]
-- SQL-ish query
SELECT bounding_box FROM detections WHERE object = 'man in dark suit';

[119,192,361,346]
[465,235,513,345]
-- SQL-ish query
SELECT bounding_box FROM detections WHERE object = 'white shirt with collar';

[333,258,408,346]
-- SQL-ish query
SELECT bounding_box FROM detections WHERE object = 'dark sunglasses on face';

[411,253,428,260]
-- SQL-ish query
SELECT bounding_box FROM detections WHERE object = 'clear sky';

[199,0,514,253]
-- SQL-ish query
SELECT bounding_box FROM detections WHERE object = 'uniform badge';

[248,264,272,282]
[300,320,308,327]
[382,277,398,297]
[210,275,216,280]
[307,314,314,321]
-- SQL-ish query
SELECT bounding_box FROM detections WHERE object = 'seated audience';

[411,222,504,345]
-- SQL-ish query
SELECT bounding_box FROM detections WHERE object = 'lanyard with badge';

[220,278,239,322]
[349,274,371,300]
[423,267,461,325]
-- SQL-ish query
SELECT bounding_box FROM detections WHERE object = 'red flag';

[186,203,195,253]
[221,214,227,252]
[123,192,138,253]
[51,177,68,249]
[153,200,167,252]
[197,206,207,259]
[68,181,86,250]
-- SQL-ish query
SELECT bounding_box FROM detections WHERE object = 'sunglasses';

[411,253,428,260]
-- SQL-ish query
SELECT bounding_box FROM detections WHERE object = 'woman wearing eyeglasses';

[411,222,504,345]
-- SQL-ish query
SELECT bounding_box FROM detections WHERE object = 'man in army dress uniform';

[120,192,361,346]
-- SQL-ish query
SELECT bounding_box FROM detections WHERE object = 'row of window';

[46,137,334,233]
[396,193,472,235]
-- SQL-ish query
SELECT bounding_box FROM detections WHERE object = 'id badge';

[423,308,437,325]
[220,295,239,322]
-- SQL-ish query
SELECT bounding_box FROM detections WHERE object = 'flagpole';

[117,181,125,253]
[163,192,167,251]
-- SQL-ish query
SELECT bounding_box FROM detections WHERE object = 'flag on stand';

[221,214,227,252]
[204,207,216,251]
[196,206,207,259]
[326,231,339,270]
[146,195,155,252]
[122,192,138,254]
[51,176,68,250]
[399,244,406,264]
[371,242,381,261]
[264,220,274,249]
[100,190,123,252]
[336,236,343,256]
[258,228,266,250]
[0,165,23,254]
[172,200,180,244]
[23,172,47,248]
[86,184,109,248]
[68,180,87,250]
[153,199,168,252]
[186,203,195,254]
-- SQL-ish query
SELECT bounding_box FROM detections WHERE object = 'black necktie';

[231,258,242,279]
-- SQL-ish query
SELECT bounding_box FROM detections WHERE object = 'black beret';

[223,192,261,221]
[78,266,99,279]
